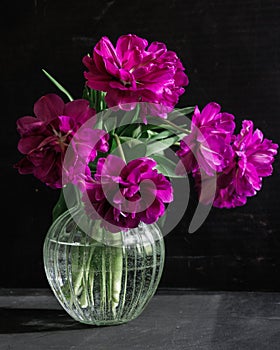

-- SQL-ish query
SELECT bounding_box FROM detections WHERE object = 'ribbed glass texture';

[43,206,165,325]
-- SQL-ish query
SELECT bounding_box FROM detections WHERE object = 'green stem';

[80,249,89,308]
[113,134,126,162]
[111,247,123,316]
[119,247,127,314]
[101,247,107,317]
[94,90,107,113]
[108,247,112,313]
[87,242,97,307]
[80,244,96,308]
[90,89,95,109]
[100,91,107,110]
[72,246,84,297]
[95,90,100,112]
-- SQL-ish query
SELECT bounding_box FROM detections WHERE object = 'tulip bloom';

[84,155,173,232]
[176,102,235,176]
[14,94,109,188]
[83,34,188,120]
[193,120,278,208]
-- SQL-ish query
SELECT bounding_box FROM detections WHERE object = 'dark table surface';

[1,288,280,350]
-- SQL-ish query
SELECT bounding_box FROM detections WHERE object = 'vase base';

[74,318,132,326]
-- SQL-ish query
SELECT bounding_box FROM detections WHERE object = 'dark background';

[1,0,279,291]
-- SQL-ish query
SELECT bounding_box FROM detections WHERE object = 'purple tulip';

[194,120,278,208]
[83,34,189,121]
[83,155,173,232]
[176,102,235,176]
[14,94,109,188]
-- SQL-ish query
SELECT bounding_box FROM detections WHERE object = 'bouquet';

[14,34,278,325]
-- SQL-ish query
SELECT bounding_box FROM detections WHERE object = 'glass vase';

[43,204,165,326]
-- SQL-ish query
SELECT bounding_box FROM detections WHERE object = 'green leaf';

[167,106,195,121]
[52,190,68,222]
[146,135,180,156]
[94,114,103,130]
[148,129,175,141]
[146,130,158,137]
[109,134,118,153]
[118,137,147,161]
[121,104,140,125]
[132,125,142,138]
[82,85,89,100]
[118,123,140,137]
[104,116,117,133]
[115,105,141,136]
[150,154,184,178]
[42,69,74,101]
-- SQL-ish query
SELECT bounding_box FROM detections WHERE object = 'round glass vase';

[43,204,165,326]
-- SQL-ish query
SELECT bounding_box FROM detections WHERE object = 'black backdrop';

[1,0,280,290]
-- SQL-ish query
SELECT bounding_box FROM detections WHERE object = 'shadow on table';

[0,307,93,334]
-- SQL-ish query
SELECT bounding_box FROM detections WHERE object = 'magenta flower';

[194,120,278,208]
[83,34,188,119]
[83,155,173,232]
[14,94,109,189]
[176,102,235,176]
[193,171,248,209]
[62,128,110,191]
